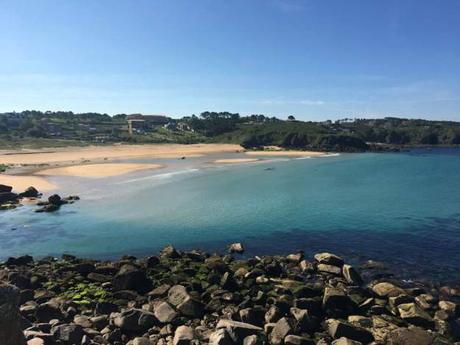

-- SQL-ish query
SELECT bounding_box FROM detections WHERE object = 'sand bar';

[214,158,260,164]
[0,144,243,165]
[0,175,56,192]
[245,150,326,157]
[36,163,163,178]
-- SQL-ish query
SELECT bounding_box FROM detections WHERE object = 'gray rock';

[388,294,414,311]
[325,319,374,344]
[299,260,314,272]
[216,319,263,343]
[209,328,233,345]
[133,337,154,345]
[243,334,262,345]
[35,301,63,323]
[154,301,177,323]
[112,264,153,293]
[317,264,342,275]
[26,338,45,345]
[290,307,313,332]
[323,287,357,315]
[160,245,180,259]
[284,335,315,345]
[176,296,204,318]
[240,307,265,327]
[372,282,405,298]
[438,300,458,317]
[51,323,84,345]
[0,283,27,345]
[73,315,92,328]
[228,242,244,254]
[265,306,282,324]
[168,285,190,306]
[397,303,434,329]
[270,317,293,345]
[89,315,109,330]
[332,337,363,345]
[113,309,157,332]
[173,325,195,345]
[148,284,171,298]
[314,252,344,266]
[342,264,362,285]
[386,327,437,345]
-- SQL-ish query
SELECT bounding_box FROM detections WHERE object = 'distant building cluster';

[127,114,193,134]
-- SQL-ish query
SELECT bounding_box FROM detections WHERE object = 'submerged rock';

[228,242,244,254]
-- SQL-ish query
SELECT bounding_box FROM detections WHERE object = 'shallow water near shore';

[1,148,460,283]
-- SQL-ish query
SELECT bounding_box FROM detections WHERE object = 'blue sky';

[0,0,459,120]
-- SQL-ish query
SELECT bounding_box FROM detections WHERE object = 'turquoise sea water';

[1,148,460,282]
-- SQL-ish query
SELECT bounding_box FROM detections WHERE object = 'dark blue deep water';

[1,148,460,283]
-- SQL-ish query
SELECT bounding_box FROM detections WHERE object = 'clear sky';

[0,0,459,120]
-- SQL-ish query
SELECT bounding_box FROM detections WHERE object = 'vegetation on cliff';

[1,110,460,151]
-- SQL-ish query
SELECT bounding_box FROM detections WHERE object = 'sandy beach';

[0,143,243,165]
[244,150,326,157]
[0,144,330,192]
[36,163,164,178]
[0,175,56,192]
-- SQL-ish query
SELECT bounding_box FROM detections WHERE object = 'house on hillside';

[127,114,170,134]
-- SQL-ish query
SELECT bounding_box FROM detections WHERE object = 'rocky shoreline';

[0,184,79,212]
[0,245,459,345]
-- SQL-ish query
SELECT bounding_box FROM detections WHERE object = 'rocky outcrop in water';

[0,247,459,344]
[0,184,79,212]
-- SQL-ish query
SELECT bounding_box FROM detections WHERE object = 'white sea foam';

[116,168,200,184]
[319,153,341,157]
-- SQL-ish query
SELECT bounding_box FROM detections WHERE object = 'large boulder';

[209,328,233,345]
[372,282,405,298]
[342,264,362,285]
[5,255,33,267]
[325,319,374,344]
[18,186,39,198]
[48,194,62,205]
[216,319,263,343]
[314,253,344,267]
[113,308,157,333]
[112,264,152,293]
[0,283,27,345]
[168,285,204,318]
[173,325,195,345]
[270,317,293,345]
[386,327,439,345]
[35,301,63,323]
[397,303,434,329]
[51,323,84,345]
[0,184,12,193]
[154,301,177,323]
[0,192,18,203]
[323,287,357,316]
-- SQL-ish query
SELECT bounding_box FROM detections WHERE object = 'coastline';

[0,144,332,192]
[2,245,459,344]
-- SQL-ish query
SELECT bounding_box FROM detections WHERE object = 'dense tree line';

[1,111,460,151]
